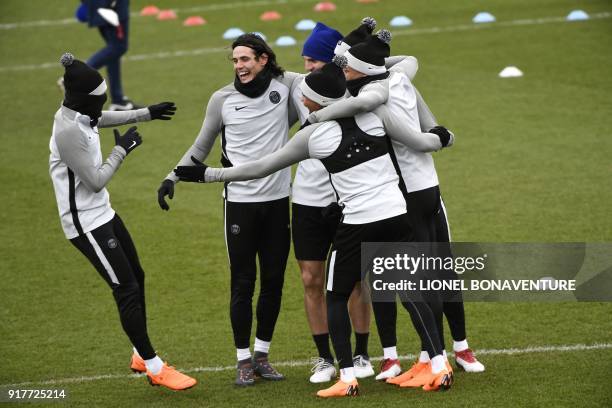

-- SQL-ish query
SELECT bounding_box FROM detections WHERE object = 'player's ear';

[259,53,269,66]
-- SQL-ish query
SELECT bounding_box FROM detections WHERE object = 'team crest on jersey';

[107,238,118,249]
[269,91,281,104]
[231,224,241,235]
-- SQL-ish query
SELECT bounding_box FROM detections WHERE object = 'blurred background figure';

[68,0,142,110]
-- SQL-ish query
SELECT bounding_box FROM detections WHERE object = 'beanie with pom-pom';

[344,29,392,75]
[60,52,107,121]
[334,16,377,56]
[60,52,105,95]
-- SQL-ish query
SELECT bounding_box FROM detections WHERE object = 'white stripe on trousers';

[223,200,231,267]
[85,232,119,284]
[439,197,452,242]
[326,250,337,291]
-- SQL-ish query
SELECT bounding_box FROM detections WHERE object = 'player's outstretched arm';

[96,102,175,128]
[157,90,227,210]
[376,105,452,152]
[308,82,389,124]
[175,124,318,183]
[414,86,438,130]
[386,55,419,81]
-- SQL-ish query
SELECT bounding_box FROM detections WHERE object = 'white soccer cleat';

[353,355,375,378]
[455,348,485,372]
[375,358,402,380]
[309,357,337,383]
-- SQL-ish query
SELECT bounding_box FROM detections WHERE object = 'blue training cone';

[295,19,317,30]
[275,36,297,46]
[223,27,245,40]
[473,12,496,23]
[567,10,589,21]
[390,15,412,27]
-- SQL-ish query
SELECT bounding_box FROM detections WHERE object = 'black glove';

[428,125,452,147]
[157,179,175,211]
[113,126,142,155]
[148,101,176,120]
[174,156,209,183]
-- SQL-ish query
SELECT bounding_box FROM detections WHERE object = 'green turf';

[1,0,612,406]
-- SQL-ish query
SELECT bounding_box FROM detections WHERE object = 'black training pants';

[224,198,290,349]
[70,214,155,359]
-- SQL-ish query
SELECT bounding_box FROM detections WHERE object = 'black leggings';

[224,198,290,349]
[435,199,467,342]
[372,186,446,353]
[71,214,155,359]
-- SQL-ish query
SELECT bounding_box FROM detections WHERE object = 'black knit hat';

[300,56,346,106]
[345,30,392,75]
[60,53,105,95]
[334,17,376,56]
[60,53,107,121]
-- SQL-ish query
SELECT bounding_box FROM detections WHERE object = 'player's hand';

[157,179,175,211]
[113,126,142,155]
[428,126,454,148]
[174,156,209,183]
[148,102,176,120]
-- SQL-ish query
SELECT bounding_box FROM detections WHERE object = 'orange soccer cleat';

[316,379,359,398]
[399,363,434,388]
[387,361,429,385]
[130,353,146,373]
[422,368,453,391]
[147,364,197,391]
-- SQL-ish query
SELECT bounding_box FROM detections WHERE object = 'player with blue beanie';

[292,20,375,383]
[302,22,343,72]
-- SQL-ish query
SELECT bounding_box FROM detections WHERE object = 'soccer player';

[80,0,141,110]
[49,53,196,390]
[307,29,485,380]
[291,21,374,383]
[157,34,302,386]
[174,59,453,397]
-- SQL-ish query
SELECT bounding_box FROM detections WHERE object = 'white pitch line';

[0,12,610,74]
[2,342,611,388]
[0,0,312,30]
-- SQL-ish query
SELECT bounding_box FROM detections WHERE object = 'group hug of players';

[49,15,484,397]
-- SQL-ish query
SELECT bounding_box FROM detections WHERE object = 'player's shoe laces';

[130,353,146,373]
[352,355,374,378]
[146,364,197,391]
[235,361,255,386]
[309,357,336,383]
[422,368,453,392]
[398,362,433,387]
[375,358,401,380]
[387,361,429,385]
[108,97,143,111]
[316,379,359,398]
[253,356,285,381]
[455,348,485,372]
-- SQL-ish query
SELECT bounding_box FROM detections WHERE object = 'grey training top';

[49,105,151,239]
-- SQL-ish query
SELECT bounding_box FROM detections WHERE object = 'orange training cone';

[260,11,282,21]
[314,2,337,12]
[157,9,177,20]
[140,5,160,16]
[183,16,206,26]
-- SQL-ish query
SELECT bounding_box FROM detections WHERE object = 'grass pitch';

[1,0,611,406]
